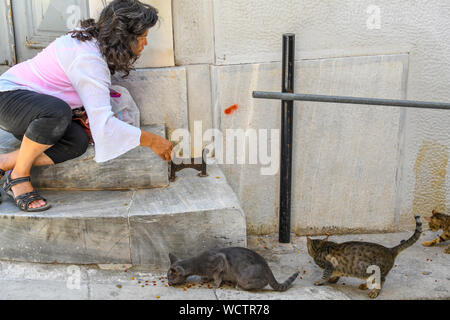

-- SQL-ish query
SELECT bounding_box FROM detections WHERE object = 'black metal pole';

[279,34,295,244]
[253,92,450,111]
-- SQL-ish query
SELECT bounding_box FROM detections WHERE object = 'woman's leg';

[0,150,54,173]
[9,136,53,209]
[0,122,89,209]
[0,150,54,209]
[0,90,73,209]
[1,119,90,171]
[43,121,90,165]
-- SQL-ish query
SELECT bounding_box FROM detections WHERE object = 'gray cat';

[167,247,299,291]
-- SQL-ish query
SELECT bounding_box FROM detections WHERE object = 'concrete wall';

[166,0,450,234]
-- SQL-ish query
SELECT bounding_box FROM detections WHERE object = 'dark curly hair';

[69,0,159,76]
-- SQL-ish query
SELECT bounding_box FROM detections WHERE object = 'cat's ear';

[169,253,179,265]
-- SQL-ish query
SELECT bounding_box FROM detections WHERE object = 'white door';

[12,0,90,63]
[0,0,15,73]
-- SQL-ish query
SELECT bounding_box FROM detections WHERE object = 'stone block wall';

[163,0,450,234]
[3,1,449,235]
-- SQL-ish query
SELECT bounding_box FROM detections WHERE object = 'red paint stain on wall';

[224,104,239,115]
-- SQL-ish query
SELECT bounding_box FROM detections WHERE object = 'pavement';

[0,231,448,300]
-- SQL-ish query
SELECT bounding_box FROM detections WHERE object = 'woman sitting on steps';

[0,0,173,212]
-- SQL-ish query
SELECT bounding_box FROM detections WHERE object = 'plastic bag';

[110,85,141,128]
[72,85,141,145]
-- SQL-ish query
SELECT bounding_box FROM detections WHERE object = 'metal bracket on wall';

[169,149,209,182]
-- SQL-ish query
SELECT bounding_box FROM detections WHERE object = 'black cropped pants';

[0,90,89,164]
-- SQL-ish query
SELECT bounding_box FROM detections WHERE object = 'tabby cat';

[167,247,299,291]
[307,216,422,299]
[422,210,450,254]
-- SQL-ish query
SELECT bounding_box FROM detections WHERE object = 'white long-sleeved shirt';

[0,34,142,163]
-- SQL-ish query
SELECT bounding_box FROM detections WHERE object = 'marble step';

[0,165,247,268]
[0,125,169,190]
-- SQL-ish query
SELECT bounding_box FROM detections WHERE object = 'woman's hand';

[140,130,173,162]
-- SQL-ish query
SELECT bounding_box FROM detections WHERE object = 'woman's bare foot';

[0,152,17,174]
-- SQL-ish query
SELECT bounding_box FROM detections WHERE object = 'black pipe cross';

[253,33,450,244]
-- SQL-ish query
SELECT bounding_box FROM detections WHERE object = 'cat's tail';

[391,215,422,256]
[268,271,299,292]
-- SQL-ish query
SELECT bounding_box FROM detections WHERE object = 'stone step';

[0,165,247,268]
[0,125,169,190]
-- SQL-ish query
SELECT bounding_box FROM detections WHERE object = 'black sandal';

[2,171,51,212]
